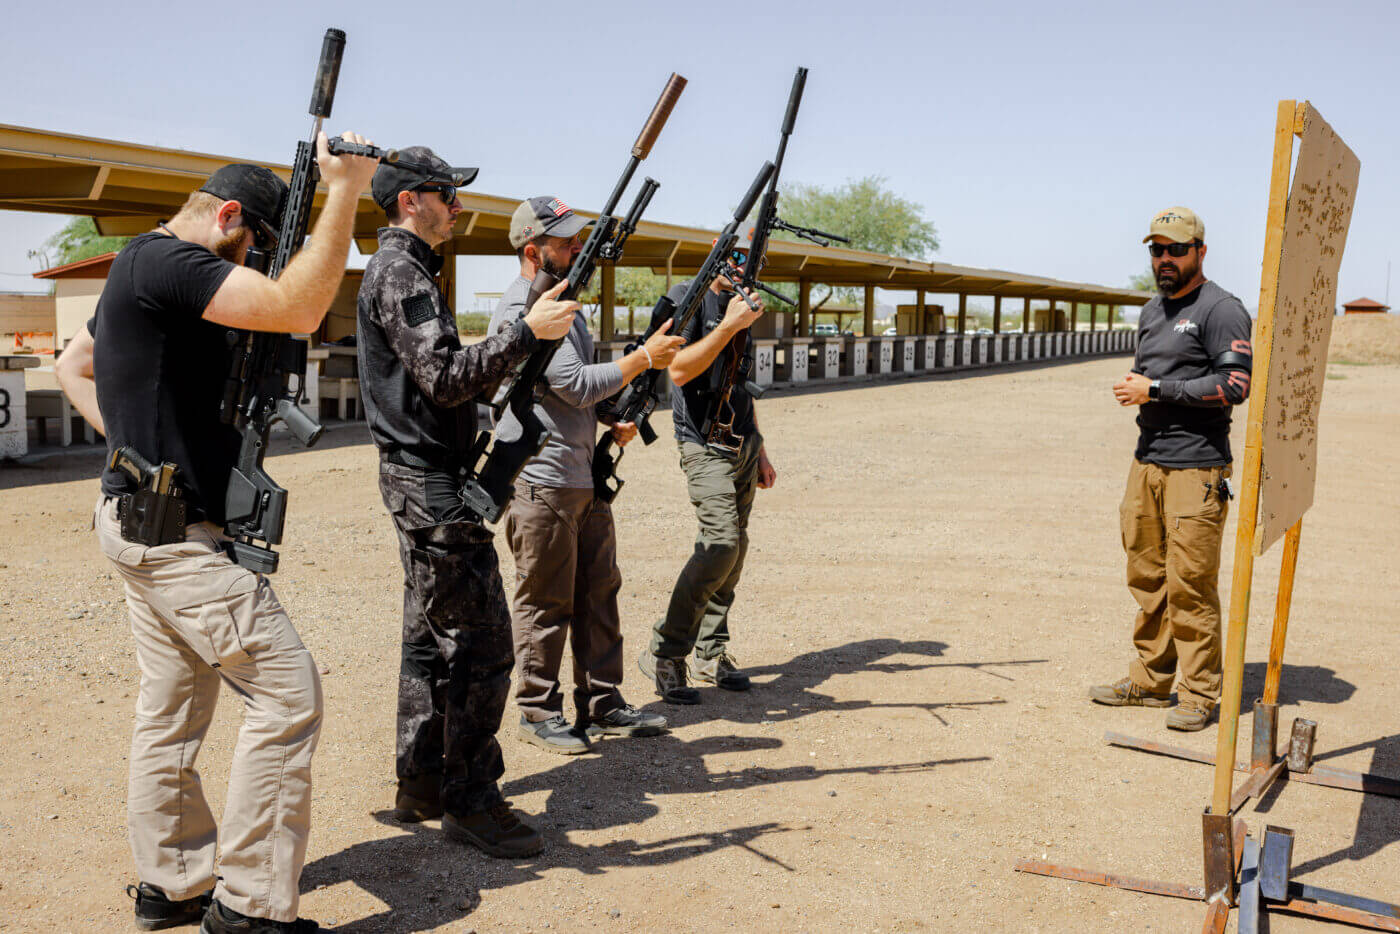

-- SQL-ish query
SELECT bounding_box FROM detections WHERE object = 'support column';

[600,263,615,341]
[916,288,927,333]
[863,284,875,336]
[1048,299,1058,331]
[1090,303,1098,330]
[1023,296,1031,332]
[438,247,457,308]
[957,293,967,334]
[1070,302,1078,332]
[799,279,811,337]
[992,295,1002,333]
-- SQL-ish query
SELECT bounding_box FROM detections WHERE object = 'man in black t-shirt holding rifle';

[1089,207,1253,733]
[56,134,378,933]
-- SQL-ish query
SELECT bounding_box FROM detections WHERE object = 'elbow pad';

[1212,350,1252,372]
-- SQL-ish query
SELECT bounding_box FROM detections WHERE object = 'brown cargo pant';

[94,496,322,924]
[504,482,624,722]
[1120,460,1231,709]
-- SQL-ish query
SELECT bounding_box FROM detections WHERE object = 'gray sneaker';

[585,704,668,738]
[517,715,589,755]
[690,652,751,691]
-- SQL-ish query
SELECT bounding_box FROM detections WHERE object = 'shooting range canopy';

[0,122,1148,307]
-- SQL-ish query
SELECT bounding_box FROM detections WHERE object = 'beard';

[1154,253,1199,294]
[213,228,249,263]
[540,253,573,279]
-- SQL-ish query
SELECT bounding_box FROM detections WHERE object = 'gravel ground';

[1,355,1397,933]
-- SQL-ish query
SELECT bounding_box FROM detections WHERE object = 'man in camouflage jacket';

[356,147,576,857]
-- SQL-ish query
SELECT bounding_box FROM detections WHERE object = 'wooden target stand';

[1017,101,1400,932]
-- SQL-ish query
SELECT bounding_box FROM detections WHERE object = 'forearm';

[428,320,535,407]
[55,328,104,435]
[1161,369,1250,407]
[265,181,361,331]
[670,325,736,386]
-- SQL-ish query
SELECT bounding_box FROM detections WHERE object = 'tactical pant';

[95,496,322,925]
[1120,459,1231,709]
[651,432,761,661]
[504,482,625,722]
[378,457,513,816]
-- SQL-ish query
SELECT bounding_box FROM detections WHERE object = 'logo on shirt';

[1173,318,1198,334]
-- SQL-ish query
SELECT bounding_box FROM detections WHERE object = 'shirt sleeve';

[545,326,626,408]
[139,238,236,318]
[1160,296,1254,408]
[372,260,537,408]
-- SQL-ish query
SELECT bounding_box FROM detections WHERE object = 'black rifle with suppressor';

[591,160,776,501]
[699,66,849,457]
[457,73,687,524]
[218,28,358,573]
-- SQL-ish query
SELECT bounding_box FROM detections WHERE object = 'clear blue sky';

[2,0,1396,313]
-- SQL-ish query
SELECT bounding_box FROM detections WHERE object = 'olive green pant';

[651,433,761,661]
[1120,459,1230,709]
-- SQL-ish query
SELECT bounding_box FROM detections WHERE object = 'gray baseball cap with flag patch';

[509,196,590,248]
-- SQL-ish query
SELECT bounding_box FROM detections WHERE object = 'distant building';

[1341,297,1390,315]
[32,252,117,350]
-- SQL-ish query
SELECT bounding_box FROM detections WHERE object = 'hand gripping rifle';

[700,66,849,457]
[591,160,776,501]
[457,74,687,524]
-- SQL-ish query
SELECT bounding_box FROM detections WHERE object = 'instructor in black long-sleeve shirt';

[1090,207,1253,732]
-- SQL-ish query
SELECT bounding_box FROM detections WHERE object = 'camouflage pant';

[378,458,513,815]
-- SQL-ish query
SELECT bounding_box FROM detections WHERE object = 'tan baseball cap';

[1143,206,1205,244]
[509,196,590,248]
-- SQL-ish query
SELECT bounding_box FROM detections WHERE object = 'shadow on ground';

[1241,663,1357,707]
[302,738,986,933]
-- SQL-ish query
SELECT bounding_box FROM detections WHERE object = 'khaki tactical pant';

[651,433,761,661]
[504,482,624,722]
[95,497,322,924]
[1120,460,1230,708]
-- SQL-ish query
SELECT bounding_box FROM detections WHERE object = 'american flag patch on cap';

[545,198,571,217]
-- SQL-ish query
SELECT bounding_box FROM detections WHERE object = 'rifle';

[699,66,849,457]
[458,73,687,524]
[591,160,775,501]
[219,28,361,573]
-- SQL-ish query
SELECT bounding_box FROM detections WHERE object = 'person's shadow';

[649,637,1046,730]
[301,733,987,932]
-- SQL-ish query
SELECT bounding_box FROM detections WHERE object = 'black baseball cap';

[371,145,479,210]
[199,164,288,245]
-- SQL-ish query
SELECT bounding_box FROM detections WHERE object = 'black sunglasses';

[415,184,457,205]
[1148,241,1199,258]
[243,216,278,251]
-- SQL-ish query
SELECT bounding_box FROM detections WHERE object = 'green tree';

[1129,267,1156,292]
[33,217,131,268]
[771,175,938,308]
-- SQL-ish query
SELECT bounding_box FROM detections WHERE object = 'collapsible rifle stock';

[698,66,849,457]
[591,160,776,501]
[458,73,687,524]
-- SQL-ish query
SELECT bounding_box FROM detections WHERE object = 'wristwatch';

[1148,379,1161,401]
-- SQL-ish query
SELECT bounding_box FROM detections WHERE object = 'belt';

[103,491,209,526]
[386,449,466,473]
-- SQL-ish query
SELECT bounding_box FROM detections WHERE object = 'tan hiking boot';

[1166,701,1215,732]
[1088,677,1172,707]
[689,652,751,691]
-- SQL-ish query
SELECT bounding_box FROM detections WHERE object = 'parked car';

[882,326,898,336]
[813,323,839,336]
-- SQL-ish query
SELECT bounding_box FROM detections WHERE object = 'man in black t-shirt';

[56,136,377,933]
[1089,207,1253,733]
[638,244,776,704]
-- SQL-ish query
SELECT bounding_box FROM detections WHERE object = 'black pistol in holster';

[111,446,187,546]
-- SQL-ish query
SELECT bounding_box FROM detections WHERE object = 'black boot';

[200,899,318,933]
[127,882,211,931]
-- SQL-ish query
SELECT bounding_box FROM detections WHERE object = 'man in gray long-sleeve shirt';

[488,196,685,754]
